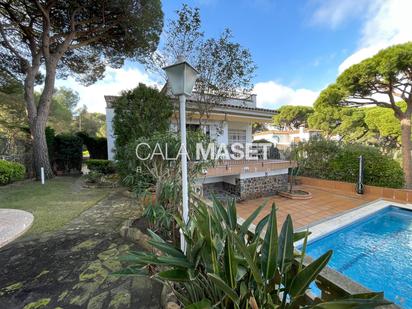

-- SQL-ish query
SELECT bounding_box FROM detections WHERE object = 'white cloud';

[53,66,160,113]
[254,81,319,109]
[311,0,371,29]
[338,0,412,73]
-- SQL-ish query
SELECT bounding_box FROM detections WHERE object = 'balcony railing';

[203,159,296,178]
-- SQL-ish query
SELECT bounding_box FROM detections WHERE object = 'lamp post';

[163,56,199,252]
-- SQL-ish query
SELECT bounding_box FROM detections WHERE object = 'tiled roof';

[104,95,278,115]
[255,129,322,136]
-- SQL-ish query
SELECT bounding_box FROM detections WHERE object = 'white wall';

[254,133,290,145]
[105,108,115,161]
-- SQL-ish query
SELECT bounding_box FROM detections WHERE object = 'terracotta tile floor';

[236,185,374,230]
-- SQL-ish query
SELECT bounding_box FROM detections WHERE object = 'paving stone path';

[0,190,162,309]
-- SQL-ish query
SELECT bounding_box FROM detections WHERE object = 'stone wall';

[238,174,288,200]
[203,173,288,201]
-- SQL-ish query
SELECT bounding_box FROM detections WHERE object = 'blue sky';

[162,0,360,90]
[56,0,412,112]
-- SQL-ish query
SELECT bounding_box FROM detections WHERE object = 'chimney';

[250,94,257,107]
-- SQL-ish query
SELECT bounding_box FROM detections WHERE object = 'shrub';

[77,132,108,159]
[295,138,404,188]
[52,134,83,173]
[118,199,388,308]
[113,83,173,149]
[86,159,115,175]
[85,171,103,184]
[0,160,25,185]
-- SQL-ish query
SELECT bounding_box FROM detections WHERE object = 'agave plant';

[118,198,389,308]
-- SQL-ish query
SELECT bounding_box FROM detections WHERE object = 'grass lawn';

[0,176,109,236]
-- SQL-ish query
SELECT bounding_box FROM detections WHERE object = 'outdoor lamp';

[163,57,199,253]
[163,56,199,96]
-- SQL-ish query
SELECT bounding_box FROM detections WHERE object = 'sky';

[54,0,412,113]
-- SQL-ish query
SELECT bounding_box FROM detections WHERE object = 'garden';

[1,0,410,307]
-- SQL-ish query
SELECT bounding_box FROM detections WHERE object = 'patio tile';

[237,185,376,230]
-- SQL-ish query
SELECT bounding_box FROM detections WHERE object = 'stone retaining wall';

[203,174,288,201]
[238,174,288,200]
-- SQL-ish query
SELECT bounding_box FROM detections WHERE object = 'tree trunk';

[400,116,412,188]
[24,60,57,180]
[31,119,54,179]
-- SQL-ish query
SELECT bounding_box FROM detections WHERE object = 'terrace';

[203,159,296,177]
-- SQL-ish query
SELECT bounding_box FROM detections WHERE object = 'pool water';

[306,206,412,308]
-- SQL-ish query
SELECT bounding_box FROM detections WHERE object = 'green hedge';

[53,134,83,173]
[77,132,108,159]
[294,138,404,188]
[86,159,115,175]
[0,160,25,185]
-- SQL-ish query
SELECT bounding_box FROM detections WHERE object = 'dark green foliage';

[45,127,56,161]
[312,42,412,187]
[113,83,173,149]
[117,199,389,308]
[0,0,164,83]
[295,138,404,188]
[273,105,314,130]
[52,134,83,173]
[0,160,25,185]
[77,132,108,159]
[119,130,213,195]
[0,0,163,179]
[86,159,115,175]
[85,171,103,184]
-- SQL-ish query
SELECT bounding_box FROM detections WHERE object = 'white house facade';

[253,126,322,150]
[104,91,295,200]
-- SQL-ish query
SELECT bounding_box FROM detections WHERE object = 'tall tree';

[0,0,163,179]
[148,4,256,123]
[273,105,313,130]
[0,72,26,134]
[316,43,412,187]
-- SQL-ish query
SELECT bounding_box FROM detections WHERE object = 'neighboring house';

[105,89,295,200]
[253,126,322,150]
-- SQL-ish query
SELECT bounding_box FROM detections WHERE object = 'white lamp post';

[163,56,199,252]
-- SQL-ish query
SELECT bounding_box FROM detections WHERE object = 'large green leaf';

[156,256,193,268]
[289,250,332,297]
[224,234,237,288]
[119,253,159,265]
[227,198,238,230]
[185,299,212,309]
[261,203,279,281]
[277,214,294,272]
[212,195,230,226]
[158,269,190,282]
[148,239,186,259]
[233,233,263,284]
[207,273,239,305]
[240,200,267,235]
[293,230,311,242]
[253,213,270,241]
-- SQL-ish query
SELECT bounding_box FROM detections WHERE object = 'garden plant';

[118,198,389,308]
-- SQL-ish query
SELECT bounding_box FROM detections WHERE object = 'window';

[228,129,246,145]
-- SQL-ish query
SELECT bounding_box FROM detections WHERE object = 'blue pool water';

[306,206,412,308]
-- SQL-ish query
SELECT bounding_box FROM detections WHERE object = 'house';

[253,126,322,150]
[105,89,295,200]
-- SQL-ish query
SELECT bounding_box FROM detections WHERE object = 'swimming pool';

[306,206,412,308]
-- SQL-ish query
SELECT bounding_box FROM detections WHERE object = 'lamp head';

[163,57,199,96]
